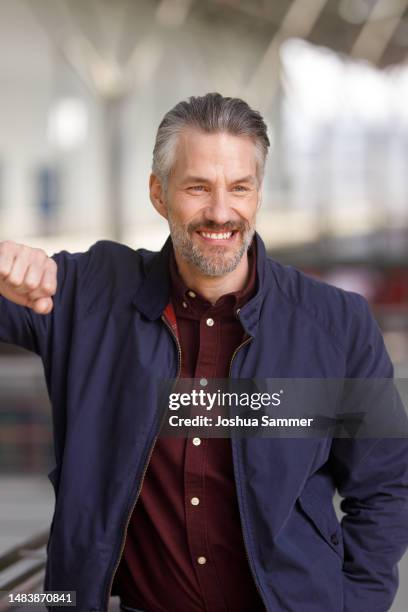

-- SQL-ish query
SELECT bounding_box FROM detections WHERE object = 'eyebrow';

[181,175,257,185]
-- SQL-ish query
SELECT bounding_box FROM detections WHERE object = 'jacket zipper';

[103,314,182,612]
[104,318,267,610]
[228,333,269,611]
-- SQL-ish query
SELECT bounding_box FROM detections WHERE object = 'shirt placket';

[184,310,228,612]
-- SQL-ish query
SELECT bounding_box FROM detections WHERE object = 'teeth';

[200,231,232,240]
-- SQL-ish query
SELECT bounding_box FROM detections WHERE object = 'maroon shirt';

[112,239,265,612]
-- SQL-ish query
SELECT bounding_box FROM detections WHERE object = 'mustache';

[188,220,249,232]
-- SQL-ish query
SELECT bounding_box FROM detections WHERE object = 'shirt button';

[206,317,214,327]
[188,290,196,298]
[200,378,207,387]
[182,301,188,308]
[192,437,201,446]
[197,556,207,565]
[190,496,200,506]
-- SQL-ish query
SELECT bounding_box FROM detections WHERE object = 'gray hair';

[152,92,270,189]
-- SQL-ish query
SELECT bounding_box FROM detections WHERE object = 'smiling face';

[150,128,261,277]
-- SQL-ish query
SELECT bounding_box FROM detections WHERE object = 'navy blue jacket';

[0,232,407,612]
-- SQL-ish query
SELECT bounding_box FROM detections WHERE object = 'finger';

[6,248,32,293]
[27,296,54,315]
[26,260,57,300]
[0,244,17,281]
[22,261,45,293]
[41,260,57,295]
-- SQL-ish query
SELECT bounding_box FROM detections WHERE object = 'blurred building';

[0,0,407,439]
[0,0,407,459]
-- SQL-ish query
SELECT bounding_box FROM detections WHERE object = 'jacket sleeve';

[0,246,95,360]
[329,295,408,612]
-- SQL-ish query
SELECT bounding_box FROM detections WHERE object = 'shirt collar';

[132,231,268,338]
[169,238,257,319]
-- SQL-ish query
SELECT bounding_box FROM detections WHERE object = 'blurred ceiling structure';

[25,0,408,100]
[5,0,406,254]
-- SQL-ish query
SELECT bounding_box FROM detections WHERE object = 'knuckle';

[0,240,14,256]
[42,281,55,294]
[0,264,9,277]
[21,244,36,260]
[25,278,38,291]
[34,248,47,260]
[7,276,21,288]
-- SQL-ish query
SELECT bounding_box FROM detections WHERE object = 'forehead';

[172,128,258,177]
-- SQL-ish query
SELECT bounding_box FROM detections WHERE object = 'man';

[0,93,407,612]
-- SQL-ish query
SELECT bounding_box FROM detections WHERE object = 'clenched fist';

[0,241,57,314]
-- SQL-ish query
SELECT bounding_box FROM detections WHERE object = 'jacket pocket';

[297,489,344,562]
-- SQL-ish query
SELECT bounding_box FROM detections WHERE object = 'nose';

[204,187,231,226]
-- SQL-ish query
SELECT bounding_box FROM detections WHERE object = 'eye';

[232,185,249,192]
[188,185,207,192]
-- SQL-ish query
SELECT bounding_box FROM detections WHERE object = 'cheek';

[234,197,258,220]
[171,196,207,224]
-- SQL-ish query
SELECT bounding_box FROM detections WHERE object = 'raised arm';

[0,239,117,359]
[0,239,93,357]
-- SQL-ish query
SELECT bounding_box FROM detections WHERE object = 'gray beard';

[168,218,255,277]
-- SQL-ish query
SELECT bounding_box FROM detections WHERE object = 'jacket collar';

[132,230,268,337]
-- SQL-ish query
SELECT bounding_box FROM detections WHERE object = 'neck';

[173,250,250,305]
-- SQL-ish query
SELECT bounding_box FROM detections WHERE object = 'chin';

[195,254,242,276]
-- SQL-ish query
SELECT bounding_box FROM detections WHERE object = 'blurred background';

[0,0,407,608]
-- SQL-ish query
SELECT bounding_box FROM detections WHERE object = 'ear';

[257,191,262,209]
[149,174,168,220]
